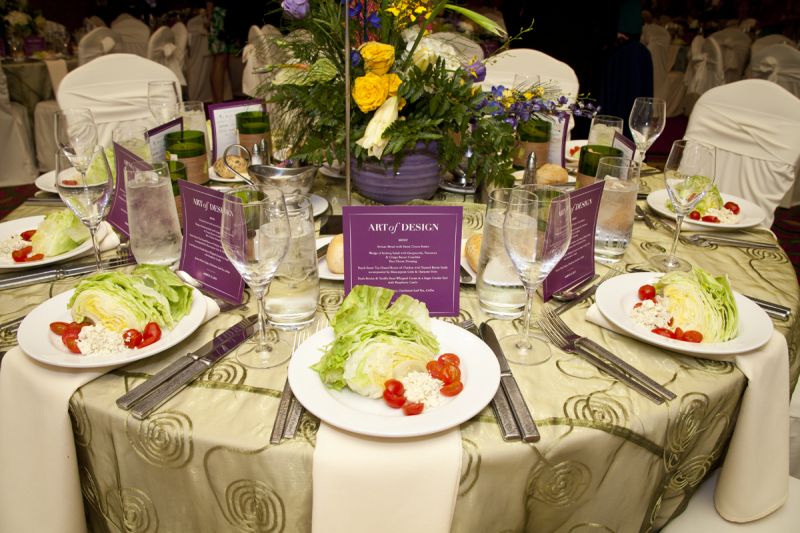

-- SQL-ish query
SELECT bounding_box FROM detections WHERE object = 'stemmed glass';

[501,185,572,365]
[54,146,114,271]
[147,81,180,125]
[221,186,291,368]
[649,139,716,272]
[54,108,98,174]
[628,97,666,164]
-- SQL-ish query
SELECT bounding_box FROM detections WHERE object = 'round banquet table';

[1,172,798,533]
[1,56,78,119]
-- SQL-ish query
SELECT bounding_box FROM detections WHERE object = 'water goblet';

[588,115,624,146]
[147,80,180,125]
[501,185,572,365]
[54,108,98,174]
[221,186,291,368]
[54,146,114,271]
[649,139,716,272]
[629,97,666,164]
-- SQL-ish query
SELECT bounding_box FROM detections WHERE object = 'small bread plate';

[310,194,329,218]
[460,238,476,285]
[646,190,765,230]
[595,272,773,357]
[316,235,343,281]
[208,165,248,183]
[512,168,575,185]
[0,216,105,270]
[288,320,501,438]
[18,287,207,368]
[35,171,57,193]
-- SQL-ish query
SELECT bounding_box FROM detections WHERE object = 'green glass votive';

[576,145,623,188]
[236,110,271,155]
[513,118,552,170]
[165,130,208,185]
[167,160,187,196]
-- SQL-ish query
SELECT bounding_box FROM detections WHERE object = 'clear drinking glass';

[594,157,641,264]
[588,115,624,146]
[221,186,291,368]
[112,123,151,160]
[649,139,716,272]
[628,97,667,164]
[55,146,114,271]
[501,185,572,365]
[125,162,183,266]
[147,80,180,125]
[54,108,98,174]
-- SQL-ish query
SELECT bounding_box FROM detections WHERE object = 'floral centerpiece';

[263,0,588,201]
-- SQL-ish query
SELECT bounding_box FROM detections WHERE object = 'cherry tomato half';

[723,201,740,215]
[25,253,44,262]
[440,363,461,385]
[62,331,81,354]
[384,379,405,397]
[681,330,704,343]
[137,322,162,349]
[11,245,32,263]
[440,381,464,397]
[651,327,676,339]
[62,179,79,186]
[20,229,36,241]
[674,327,684,340]
[49,321,70,335]
[122,329,143,349]
[701,215,720,223]
[402,402,424,416]
[688,210,701,220]
[638,284,656,301]
[438,353,460,367]
[426,360,445,381]
[383,389,406,409]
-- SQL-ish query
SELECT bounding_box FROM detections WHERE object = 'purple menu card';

[343,206,463,316]
[177,181,244,303]
[207,99,263,161]
[542,181,606,301]
[612,132,636,161]
[107,143,150,237]
[147,118,182,163]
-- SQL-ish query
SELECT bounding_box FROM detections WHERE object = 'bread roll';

[536,163,569,185]
[213,155,248,179]
[326,234,345,274]
[464,233,482,272]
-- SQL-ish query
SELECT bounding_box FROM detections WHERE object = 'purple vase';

[352,144,440,204]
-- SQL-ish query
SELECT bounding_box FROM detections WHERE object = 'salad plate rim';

[35,170,57,193]
[0,216,97,270]
[646,189,765,230]
[17,286,207,368]
[287,320,501,438]
[595,272,773,356]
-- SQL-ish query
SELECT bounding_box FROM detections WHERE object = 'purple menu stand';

[23,37,45,56]
[207,99,264,162]
[106,143,150,238]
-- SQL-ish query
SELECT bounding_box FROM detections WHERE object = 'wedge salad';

[630,267,738,343]
[312,285,464,415]
[49,264,194,356]
[0,209,89,264]
[666,178,740,224]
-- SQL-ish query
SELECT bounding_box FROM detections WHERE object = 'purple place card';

[107,143,150,237]
[177,181,244,304]
[542,181,606,301]
[207,99,264,162]
[612,132,636,161]
[24,36,46,55]
[147,117,183,163]
[343,206,463,316]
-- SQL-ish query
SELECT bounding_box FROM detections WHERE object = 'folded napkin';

[313,423,462,533]
[0,296,220,533]
[586,304,789,522]
[89,221,120,254]
[44,58,68,93]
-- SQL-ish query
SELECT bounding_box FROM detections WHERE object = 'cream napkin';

[585,304,789,522]
[313,423,462,533]
[90,221,120,254]
[44,58,68,93]
[0,296,220,533]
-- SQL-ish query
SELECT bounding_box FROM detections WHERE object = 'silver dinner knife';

[480,323,540,443]
[0,255,136,291]
[117,314,258,411]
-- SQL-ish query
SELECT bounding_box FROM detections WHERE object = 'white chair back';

[642,23,672,101]
[0,68,37,184]
[752,34,796,55]
[86,16,106,29]
[57,54,181,148]
[111,14,150,57]
[77,27,122,66]
[684,36,725,99]
[428,32,484,63]
[242,24,285,97]
[685,79,800,225]
[482,48,579,102]
[186,14,212,102]
[749,44,800,98]
[147,26,186,86]
[709,27,751,83]
[171,22,189,80]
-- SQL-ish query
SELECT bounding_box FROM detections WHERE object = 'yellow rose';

[353,73,389,113]
[384,73,402,96]
[359,42,395,75]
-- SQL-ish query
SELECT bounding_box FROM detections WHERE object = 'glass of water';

[112,123,152,160]
[125,162,183,266]
[594,157,640,264]
[588,115,624,146]
[147,80,180,125]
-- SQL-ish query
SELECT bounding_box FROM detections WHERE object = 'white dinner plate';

[0,216,99,270]
[310,194,329,218]
[288,320,501,438]
[208,165,248,183]
[460,238,476,285]
[35,171,57,193]
[646,189,765,230]
[316,236,343,281]
[18,287,207,368]
[319,162,344,179]
[595,272,773,357]
[565,139,588,164]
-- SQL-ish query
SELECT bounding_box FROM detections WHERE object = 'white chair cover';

[57,54,180,148]
[77,27,122,66]
[111,14,150,58]
[85,16,106,29]
[242,24,285,97]
[147,26,186,86]
[0,68,37,185]
[186,14,212,103]
[428,32,484,63]
[752,34,796,55]
[683,36,725,114]
[710,27,751,83]
[685,79,800,225]
[33,59,69,172]
[749,44,800,97]
[482,48,580,103]
[792,379,800,479]
[642,24,672,102]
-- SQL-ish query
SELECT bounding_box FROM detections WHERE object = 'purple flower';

[366,13,381,28]
[351,50,362,66]
[467,59,486,82]
[490,86,505,98]
[349,3,362,18]
[282,0,309,19]
[558,95,568,105]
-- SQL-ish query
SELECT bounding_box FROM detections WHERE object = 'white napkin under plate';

[586,303,789,522]
[81,221,120,255]
[313,423,462,533]
[0,296,220,533]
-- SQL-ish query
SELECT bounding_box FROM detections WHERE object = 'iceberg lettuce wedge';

[30,209,89,257]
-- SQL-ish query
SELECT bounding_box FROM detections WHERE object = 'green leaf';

[444,5,508,38]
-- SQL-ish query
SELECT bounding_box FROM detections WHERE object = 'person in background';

[206,0,245,102]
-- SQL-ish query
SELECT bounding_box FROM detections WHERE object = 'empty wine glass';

[54,108,98,174]
[221,186,291,368]
[55,146,114,271]
[147,80,180,125]
[649,139,716,272]
[628,97,666,164]
[502,185,572,365]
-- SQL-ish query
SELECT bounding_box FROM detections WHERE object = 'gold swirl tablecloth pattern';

[4,171,798,532]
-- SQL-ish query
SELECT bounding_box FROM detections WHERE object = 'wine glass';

[54,108,98,174]
[55,146,114,271]
[649,139,716,272]
[501,185,572,365]
[147,80,180,125]
[628,97,666,164]
[221,186,291,368]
